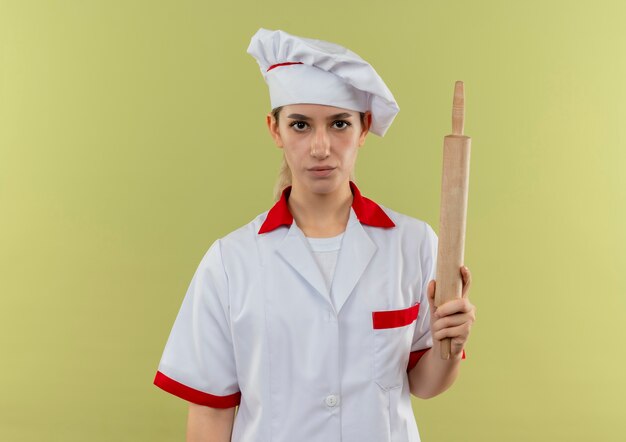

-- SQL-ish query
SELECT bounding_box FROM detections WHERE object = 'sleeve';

[406,223,437,371]
[153,239,241,408]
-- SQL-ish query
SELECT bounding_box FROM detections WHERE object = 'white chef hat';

[246,28,400,137]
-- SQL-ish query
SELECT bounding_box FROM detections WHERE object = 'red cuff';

[407,348,431,371]
[407,348,466,371]
[153,371,240,408]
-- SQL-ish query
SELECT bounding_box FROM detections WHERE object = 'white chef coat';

[154,181,438,442]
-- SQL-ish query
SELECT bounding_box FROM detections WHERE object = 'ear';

[358,111,372,147]
[266,113,284,148]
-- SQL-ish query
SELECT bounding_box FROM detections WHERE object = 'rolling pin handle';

[452,81,465,136]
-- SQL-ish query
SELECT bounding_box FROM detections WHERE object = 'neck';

[287,181,353,238]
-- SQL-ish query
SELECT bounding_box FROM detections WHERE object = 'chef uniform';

[154,28,444,442]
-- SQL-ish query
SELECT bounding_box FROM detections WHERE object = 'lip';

[308,167,336,177]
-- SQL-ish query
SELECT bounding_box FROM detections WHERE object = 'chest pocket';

[372,303,419,390]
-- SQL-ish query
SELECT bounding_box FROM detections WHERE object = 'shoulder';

[374,204,438,268]
[220,211,267,242]
[376,203,437,242]
[205,210,276,267]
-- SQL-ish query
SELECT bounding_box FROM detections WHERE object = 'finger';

[430,313,474,332]
[432,322,472,342]
[435,298,475,319]
[460,266,472,298]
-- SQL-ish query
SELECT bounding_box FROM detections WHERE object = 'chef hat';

[247,28,400,137]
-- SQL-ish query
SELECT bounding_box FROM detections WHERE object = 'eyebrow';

[286,112,354,121]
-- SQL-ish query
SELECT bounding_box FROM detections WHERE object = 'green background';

[1,0,624,440]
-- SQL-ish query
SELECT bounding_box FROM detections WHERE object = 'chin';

[304,176,347,194]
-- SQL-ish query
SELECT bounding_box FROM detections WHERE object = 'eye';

[332,120,352,130]
[289,121,309,132]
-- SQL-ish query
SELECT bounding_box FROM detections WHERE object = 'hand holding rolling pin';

[427,267,475,359]
[432,81,476,359]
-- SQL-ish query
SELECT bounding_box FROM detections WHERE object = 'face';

[266,103,372,195]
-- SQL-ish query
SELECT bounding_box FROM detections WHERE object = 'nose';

[310,127,330,159]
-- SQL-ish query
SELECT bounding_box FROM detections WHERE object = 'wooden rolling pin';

[434,81,471,360]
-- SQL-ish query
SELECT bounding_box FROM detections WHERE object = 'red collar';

[258,181,396,234]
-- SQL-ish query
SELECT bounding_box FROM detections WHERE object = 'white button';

[325,394,339,407]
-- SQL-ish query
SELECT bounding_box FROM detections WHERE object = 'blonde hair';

[271,106,364,201]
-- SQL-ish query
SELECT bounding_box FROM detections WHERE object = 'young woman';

[154,28,476,442]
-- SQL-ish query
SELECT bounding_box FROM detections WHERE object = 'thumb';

[426,280,437,315]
